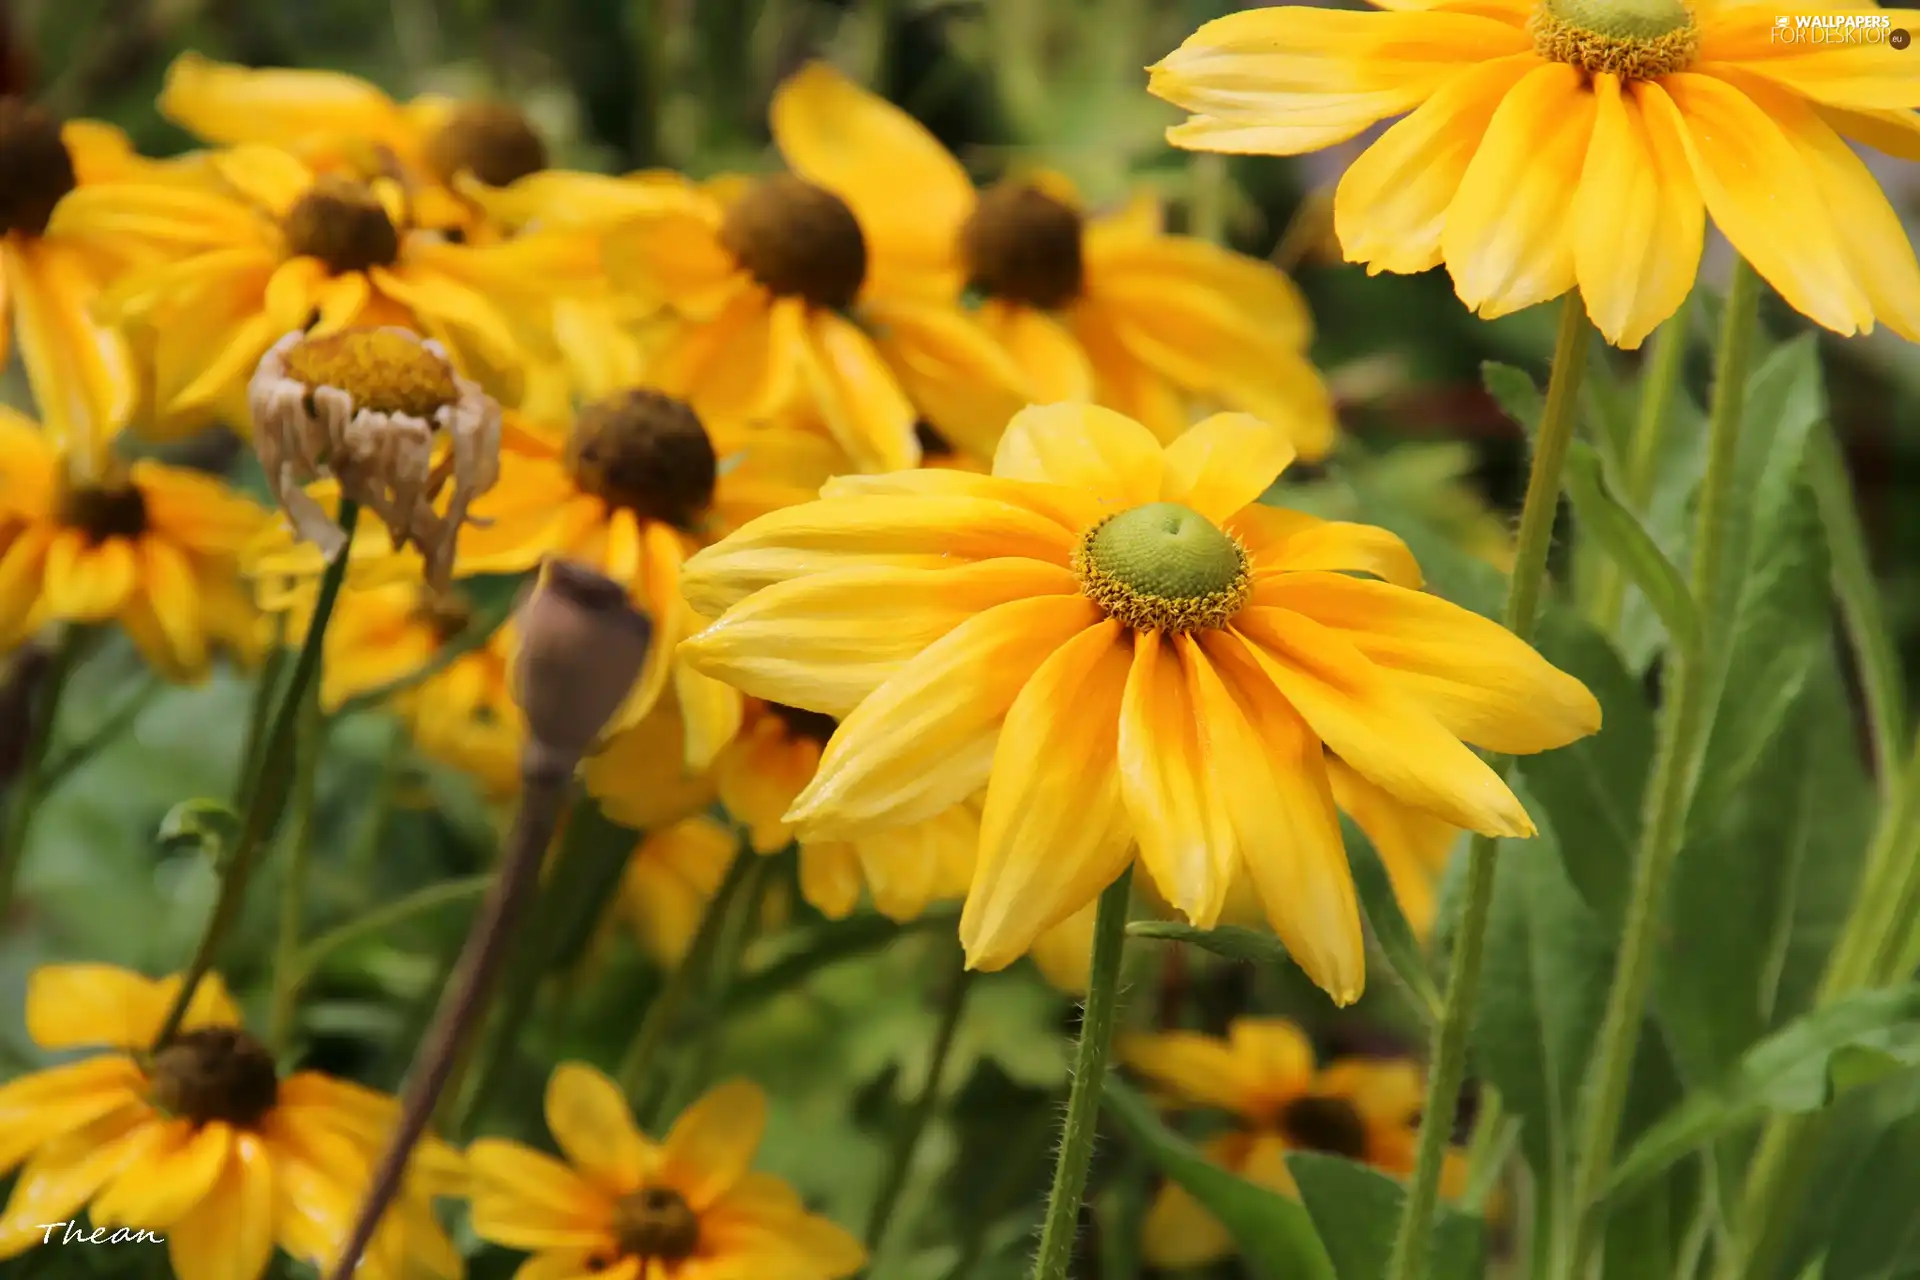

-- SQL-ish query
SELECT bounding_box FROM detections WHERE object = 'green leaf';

[155,799,242,868]
[1608,986,1920,1197]
[1286,1151,1484,1280]
[1781,1070,1920,1280]
[1564,441,1697,652]
[1341,817,1443,1023]
[1482,360,1544,439]
[1102,1078,1336,1280]
[1125,921,1300,972]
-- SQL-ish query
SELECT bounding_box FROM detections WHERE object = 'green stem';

[1385,291,1591,1280]
[616,848,758,1109]
[152,500,361,1049]
[0,628,86,922]
[1595,297,1694,636]
[237,619,290,809]
[1566,262,1762,1279]
[660,853,774,1123]
[1031,866,1133,1280]
[289,874,493,990]
[347,719,407,880]
[1807,423,1904,798]
[268,689,327,1056]
[866,950,975,1252]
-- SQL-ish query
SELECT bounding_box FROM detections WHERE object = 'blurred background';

[3,0,1919,1276]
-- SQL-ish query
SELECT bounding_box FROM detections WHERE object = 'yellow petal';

[1228,1018,1318,1094]
[673,656,745,771]
[798,841,866,919]
[681,558,1081,717]
[1149,7,1531,155]
[1573,74,1705,349]
[1117,633,1237,927]
[786,594,1104,838]
[1818,104,1920,160]
[991,402,1165,504]
[1257,572,1600,753]
[1443,61,1594,320]
[817,466,1107,532]
[0,1110,162,1259]
[1649,73,1870,335]
[1070,303,1189,443]
[1117,1030,1266,1113]
[545,1063,652,1197]
[467,1140,613,1251]
[1232,607,1535,837]
[799,309,918,473]
[1334,53,1541,276]
[209,145,317,217]
[139,538,209,674]
[1318,1057,1428,1128]
[978,301,1094,412]
[25,964,178,1050]
[1191,630,1365,1004]
[0,524,52,650]
[660,1080,767,1211]
[1328,760,1459,939]
[770,62,974,285]
[0,1057,146,1174]
[159,53,406,152]
[1701,7,1920,110]
[1140,1175,1237,1267]
[679,494,1077,619]
[696,295,805,427]
[1232,506,1423,589]
[960,619,1136,970]
[164,1130,275,1280]
[91,1118,231,1228]
[858,296,1031,461]
[1160,412,1295,521]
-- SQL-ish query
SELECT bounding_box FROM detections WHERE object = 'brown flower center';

[0,98,76,237]
[58,480,149,544]
[566,389,717,530]
[1278,1094,1370,1160]
[282,175,402,273]
[719,174,867,312]
[423,102,549,188]
[612,1185,700,1262]
[412,586,474,640]
[1530,0,1698,78]
[281,328,461,418]
[769,702,837,744]
[960,182,1085,311]
[148,1027,281,1129]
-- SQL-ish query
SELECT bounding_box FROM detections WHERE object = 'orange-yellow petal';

[545,1063,653,1197]
[659,1080,767,1211]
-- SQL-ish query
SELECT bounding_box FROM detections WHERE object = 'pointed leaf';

[1564,441,1697,653]
[1287,1151,1484,1280]
[1125,921,1299,971]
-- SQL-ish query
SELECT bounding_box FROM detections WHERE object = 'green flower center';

[148,1027,281,1129]
[1074,502,1251,634]
[612,1184,700,1262]
[1277,1094,1370,1160]
[1531,0,1698,78]
[565,388,717,530]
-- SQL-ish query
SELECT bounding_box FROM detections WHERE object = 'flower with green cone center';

[1074,502,1251,634]
[1531,0,1698,78]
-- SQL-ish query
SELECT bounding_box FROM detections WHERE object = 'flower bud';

[512,559,652,780]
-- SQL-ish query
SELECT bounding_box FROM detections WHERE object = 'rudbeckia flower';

[52,144,587,432]
[1120,1018,1470,1268]
[584,699,724,834]
[0,964,462,1280]
[158,53,551,234]
[621,815,742,963]
[0,409,267,679]
[679,404,1601,1002]
[714,698,976,921]
[1331,765,1462,939]
[770,62,1338,458]
[600,108,1030,474]
[1149,0,1920,348]
[457,390,842,768]
[468,1063,865,1280]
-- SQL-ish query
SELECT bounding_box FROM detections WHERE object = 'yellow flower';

[601,106,1030,474]
[1148,0,1920,348]
[0,964,462,1280]
[0,410,267,678]
[158,53,550,234]
[458,393,841,769]
[679,404,1601,1002]
[769,62,1338,459]
[468,1064,865,1280]
[714,698,976,921]
[621,815,741,963]
[1120,1017,1469,1269]
[1330,763,1462,939]
[583,698,724,833]
[52,145,586,432]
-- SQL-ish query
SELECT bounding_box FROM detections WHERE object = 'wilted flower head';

[247,325,502,590]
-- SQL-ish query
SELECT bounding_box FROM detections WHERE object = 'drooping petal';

[1256,572,1600,753]
[1190,630,1365,1004]
[1149,7,1533,155]
[1232,607,1535,837]
[164,1131,275,1280]
[800,309,918,472]
[1328,759,1460,938]
[858,296,1031,461]
[659,1080,767,1211]
[0,1057,146,1174]
[1334,53,1542,275]
[0,1109,162,1259]
[681,558,1082,717]
[1648,73,1871,335]
[1443,61,1596,320]
[977,301,1095,407]
[770,62,975,287]
[786,595,1105,838]
[960,620,1136,970]
[545,1064,653,1198]
[467,1140,614,1250]
[1574,74,1706,349]
[90,1119,231,1229]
